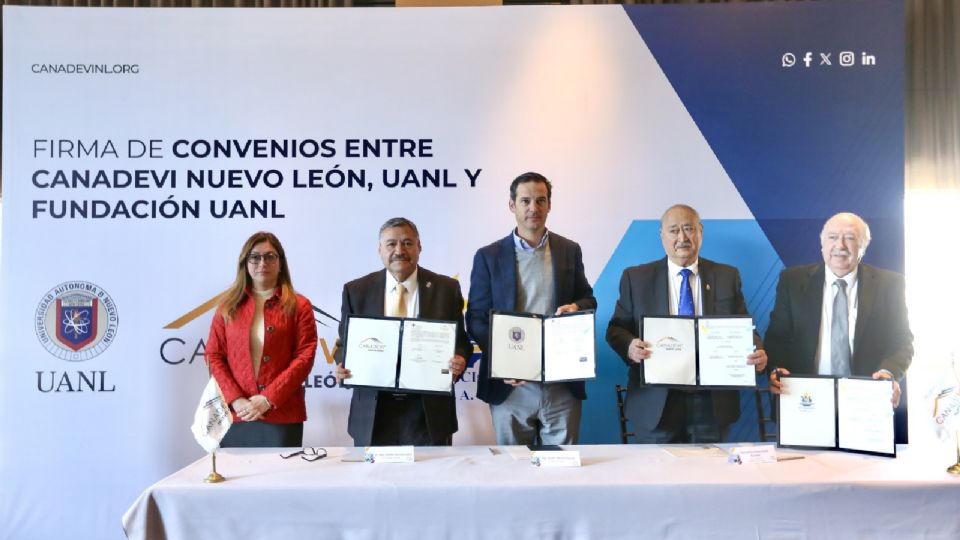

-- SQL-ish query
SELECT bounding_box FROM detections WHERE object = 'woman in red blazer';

[206,232,318,447]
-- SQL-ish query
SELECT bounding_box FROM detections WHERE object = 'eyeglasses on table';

[280,447,327,462]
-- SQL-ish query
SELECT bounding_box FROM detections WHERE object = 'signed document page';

[543,311,596,382]
[642,316,696,385]
[837,378,895,455]
[343,317,401,389]
[398,320,456,393]
[778,376,836,449]
[490,312,543,381]
[697,317,756,387]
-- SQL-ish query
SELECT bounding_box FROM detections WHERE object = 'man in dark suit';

[467,172,596,445]
[335,217,472,446]
[606,204,767,443]
[766,212,912,406]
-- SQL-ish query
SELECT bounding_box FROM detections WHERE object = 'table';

[123,445,960,540]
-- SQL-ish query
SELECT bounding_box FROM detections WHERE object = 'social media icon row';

[781,51,876,68]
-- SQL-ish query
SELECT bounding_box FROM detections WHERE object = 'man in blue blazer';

[467,172,596,445]
[606,204,767,443]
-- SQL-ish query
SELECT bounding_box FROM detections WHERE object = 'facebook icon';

[802,52,813,67]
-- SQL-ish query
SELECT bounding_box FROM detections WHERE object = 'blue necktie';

[678,268,695,316]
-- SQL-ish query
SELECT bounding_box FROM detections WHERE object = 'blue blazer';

[466,231,596,405]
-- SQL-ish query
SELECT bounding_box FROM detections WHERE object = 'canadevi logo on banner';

[34,280,119,392]
[159,292,342,390]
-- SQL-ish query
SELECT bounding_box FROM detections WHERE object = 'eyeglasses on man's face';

[247,252,280,266]
[280,447,327,462]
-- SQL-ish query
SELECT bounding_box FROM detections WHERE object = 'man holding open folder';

[765,212,913,406]
[467,172,596,446]
[335,217,472,446]
[606,204,767,443]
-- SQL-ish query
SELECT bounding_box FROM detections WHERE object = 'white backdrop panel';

[1,6,752,539]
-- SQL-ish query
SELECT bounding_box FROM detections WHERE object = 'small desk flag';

[191,377,233,453]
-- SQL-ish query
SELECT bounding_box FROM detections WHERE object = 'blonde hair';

[219,232,297,322]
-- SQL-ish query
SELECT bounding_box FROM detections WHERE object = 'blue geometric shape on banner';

[582,219,783,444]
[621,0,904,272]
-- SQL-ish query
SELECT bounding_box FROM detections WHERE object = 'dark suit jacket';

[335,266,472,446]
[764,263,913,380]
[466,231,597,405]
[605,257,756,432]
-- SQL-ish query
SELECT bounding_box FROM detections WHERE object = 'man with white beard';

[765,212,913,407]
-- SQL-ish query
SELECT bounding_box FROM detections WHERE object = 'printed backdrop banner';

[1,2,902,539]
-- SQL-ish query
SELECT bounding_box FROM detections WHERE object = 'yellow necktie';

[392,283,407,318]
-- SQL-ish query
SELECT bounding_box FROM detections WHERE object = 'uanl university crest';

[35,281,119,361]
[57,294,98,350]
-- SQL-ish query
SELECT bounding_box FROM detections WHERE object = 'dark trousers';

[370,393,447,446]
[220,421,304,448]
[641,390,728,444]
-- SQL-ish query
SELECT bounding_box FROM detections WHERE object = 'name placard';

[530,450,581,468]
[729,445,777,464]
[364,446,415,463]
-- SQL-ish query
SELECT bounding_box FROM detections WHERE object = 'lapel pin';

[705,284,711,291]
[426,282,432,288]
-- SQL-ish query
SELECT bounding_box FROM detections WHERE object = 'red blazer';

[206,291,318,424]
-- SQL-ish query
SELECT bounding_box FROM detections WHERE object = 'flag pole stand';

[945,355,960,475]
[948,433,960,475]
[203,451,226,483]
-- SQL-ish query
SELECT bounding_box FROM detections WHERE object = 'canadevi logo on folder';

[655,336,682,352]
[358,337,387,353]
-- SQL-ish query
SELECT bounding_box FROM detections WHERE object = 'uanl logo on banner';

[56,293,99,351]
[34,281,119,392]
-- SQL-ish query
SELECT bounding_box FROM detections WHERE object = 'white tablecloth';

[122,445,960,540]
